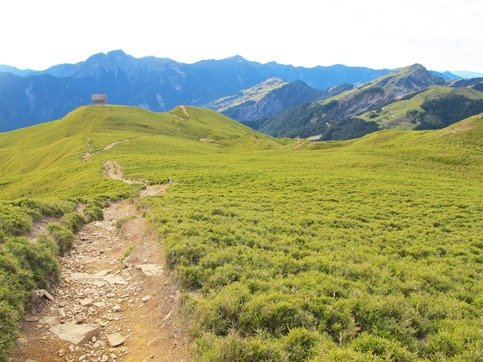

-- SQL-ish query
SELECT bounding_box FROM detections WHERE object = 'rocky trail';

[11,161,189,362]
[83,139,132,162]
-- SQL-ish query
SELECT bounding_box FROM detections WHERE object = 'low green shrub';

[83,204,104,223]
[47,224,74,255]
[2,237,59,289]
[12,199,73,218]
[350,333,415,361]
[0,204,32,239]
[425,320,482,360]
[60,212,84,233]
[196,332,287,362]
[0,300,19,361]
[314,347,370,361]
[281,328,322,362]
[195,283,250,336]
[0,236,59,360]
[37,234,59,256]
[0,250,33,311]
[239,292,317,336]
[93,196,110,208]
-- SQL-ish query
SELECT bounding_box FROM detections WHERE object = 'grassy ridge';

[0,107,482,360]
[359,86,483,130]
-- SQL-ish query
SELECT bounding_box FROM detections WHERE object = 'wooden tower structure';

[91,94,107,106]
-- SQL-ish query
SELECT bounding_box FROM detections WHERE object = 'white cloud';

[0,0,482,72]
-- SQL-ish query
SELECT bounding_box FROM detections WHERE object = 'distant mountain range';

[452,71,483,79]
[1,51,481,137]
[0,50,392,131]
[256,64,483,140]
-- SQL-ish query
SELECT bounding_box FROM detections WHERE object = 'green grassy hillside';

[0,106,275,200]
[1,107,482,361]
[359,86,483,130]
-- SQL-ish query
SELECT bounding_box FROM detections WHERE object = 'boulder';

[141,295,152,303]
[33,289,54,301]
[49,323,100,345]
[79,298,93,306]
[106,332,125,347]
[136,264,163,277]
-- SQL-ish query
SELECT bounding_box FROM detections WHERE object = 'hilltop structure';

[91,94,107,106]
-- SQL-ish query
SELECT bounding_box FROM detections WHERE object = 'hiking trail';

[83,139,132,162]
[11,161,188,362]
[179,106,189,119]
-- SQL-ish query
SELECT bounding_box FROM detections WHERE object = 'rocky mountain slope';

[260,64,449,139]
[358,85,483,130]
[210,79,327,128]
[208,77,288,113]
[0,51,390,131]
[451,77,483,91]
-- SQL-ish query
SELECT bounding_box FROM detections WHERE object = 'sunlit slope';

[131,115,482,360]
[0,105,278,200]
[348,113,482,152]
[358,86,483,129]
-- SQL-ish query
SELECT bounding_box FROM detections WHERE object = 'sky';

[1,0,482,72]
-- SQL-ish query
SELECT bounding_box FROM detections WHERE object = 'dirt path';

[179,106,189,119]
[11,162,189,362]
[83,139,131,161]
[102,160,140,185]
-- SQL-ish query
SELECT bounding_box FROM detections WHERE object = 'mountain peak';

[85,50,130,63]
[106,49,127,56]
[370,63,445,90]
[395,64,447,82]
[226,55,247,62]
[261,77,286,85]
[407,63,426,71]
[393,63,430,77]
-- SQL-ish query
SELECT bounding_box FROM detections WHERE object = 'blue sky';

[1,0,482,72]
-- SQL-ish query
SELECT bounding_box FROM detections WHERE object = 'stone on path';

[79,298,93,306]
[136,264,163,277]
[141,295,152,303]
[49,323,100,345]
[71,271,127,286]
[58,308,66,318]
[75,314,86,324]
[106,332,125,347]
[39,316,58,325]
[33,289,54,301]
